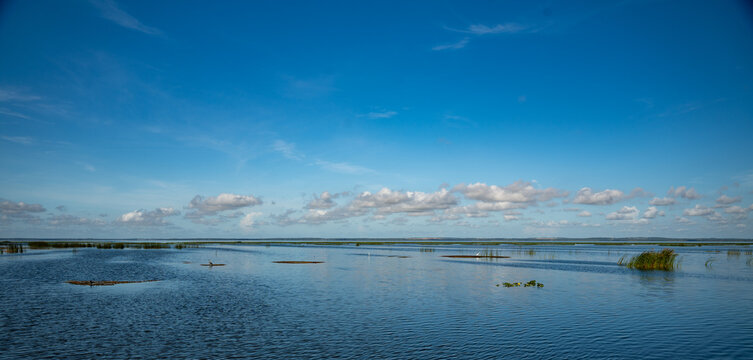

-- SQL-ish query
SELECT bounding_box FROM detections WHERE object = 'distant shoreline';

[2,238,753,247]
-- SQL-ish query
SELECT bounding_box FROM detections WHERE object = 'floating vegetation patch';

[618,249,678,271]
[273,261,324,264]
[66,280,159,286]
[441,255,510,259]
[174,243,201,250]
[497,280,544,288]
[27,241,170,250]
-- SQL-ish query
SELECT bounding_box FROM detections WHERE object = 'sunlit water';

[2,243,752,359]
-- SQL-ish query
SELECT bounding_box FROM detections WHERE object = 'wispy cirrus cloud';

[89,0,164,36]
[432,38,470,51]
[360,110,398,119]
[315,160,375,175]
[434,23,531,51]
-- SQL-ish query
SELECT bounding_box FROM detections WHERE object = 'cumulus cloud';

[454,181,567,204]
[351,188,458,215]
[116,208,179,226]
[642,206,665,219]
[240,212,263,229]
[0,199,46,215]
[186,193,262,223]
[305,191,347,210]
[278,188,459,225]
[0,199,46,224]
[606,206,639,220]
[724,206,748,214]
[573,188,625,205]
[649,197,675,206]
[683,204,715,217]
[668,186,701,200]
[716,195,741,205]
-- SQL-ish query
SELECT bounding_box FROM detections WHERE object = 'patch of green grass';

[618,249,678,271]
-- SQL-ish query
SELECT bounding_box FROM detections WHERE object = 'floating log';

[66,280,159,286]
[200,263,225,266]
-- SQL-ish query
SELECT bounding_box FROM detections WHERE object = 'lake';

[1,242,752,359]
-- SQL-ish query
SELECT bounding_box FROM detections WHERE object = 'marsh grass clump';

[618,249,678,271]
[498,280,543,288]
[727,250,741,257]
[1,242,24,254]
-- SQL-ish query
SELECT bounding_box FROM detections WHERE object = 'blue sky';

[1,0,752,238]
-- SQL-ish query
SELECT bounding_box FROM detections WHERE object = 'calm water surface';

[2,243,753,359]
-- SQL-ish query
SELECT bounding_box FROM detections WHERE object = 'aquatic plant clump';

[618,249,678,271]
[497,280,544,288]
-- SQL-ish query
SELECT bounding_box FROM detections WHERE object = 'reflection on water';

[1,244,752,359]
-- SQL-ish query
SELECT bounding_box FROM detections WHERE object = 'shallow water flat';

[1,244,752,359]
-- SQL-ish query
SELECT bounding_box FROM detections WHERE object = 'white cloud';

[463,23,527,35]
[116,207,179,226]
[606,206,639,220]
[89,0,164,35]
[676,216,693,224]
[724,206,747,214]
[48,214,106,226]
[315,160,375,175]
[432,38,470,51]
[361,111,398,119]
[272,140,302,160]
[668,186,702,200]
[352,188,458,215]
[642,206,664,219]
[453,181,567,204]
[240,212,263,229]
[1,136,33,144]
[187,193,262,215]
[0,199,46,215]
[0,88,41,102]
[716,194,741,205]
[649,197,675,206]
[683,204,715,216]
[573,188,625,205]
[279,188,459,225]
[305,191,343,210]
[577,210,592,217]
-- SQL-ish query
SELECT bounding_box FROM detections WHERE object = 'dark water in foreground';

[1,244,753,359]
